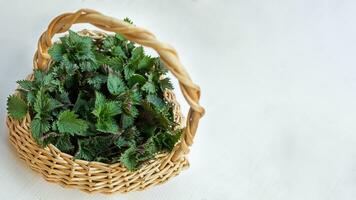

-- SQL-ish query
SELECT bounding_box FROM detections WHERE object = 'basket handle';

[34,9,205,161]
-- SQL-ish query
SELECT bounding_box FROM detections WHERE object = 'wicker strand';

[33,9,205,161]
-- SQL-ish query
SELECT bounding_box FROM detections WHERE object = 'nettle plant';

[7,22,181,171]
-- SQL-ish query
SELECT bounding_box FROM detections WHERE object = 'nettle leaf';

[93,92,122,134]
[49,98,62,110]
[61,55,77,75]
[57,110,89,136]
[105,57,124,72]
[34,88,58,119]
[75,135,116,161]
[154,130,182,151]
[58,91,71,104]
[129,46,144,66]
[130,89,142,105]
[26,91,36,106]
[96,118,119,134]
[159,78,174,91]
[93,93,122,117]
[137,56,154,70]
[75,140,95,161]
[142,81,156,94]
[94,91,106,108]
[122,114,134,129]
[73,91,90,114]
[123,17,134,25]
[48,43,64,62]
[33,69,46,85]
[16,80,33,91]
[115,34,125,42]
[87,74,107,90]
[31,118,50,144]
[115,137,132,148]
[120,145,138,171]
[106,101,122,116]
[107,73,126,95]
[79,61,99,72]
[102,36,116,50]
[142,73,157,94]
[128,74,146,88]
[112,46,127,59]
[124,66,135,80]
[7,95,28,120]
[147,94,165,109]
[154,57,169,74]
[55,134,75,153]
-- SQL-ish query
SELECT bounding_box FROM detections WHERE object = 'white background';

[1,0,356,199]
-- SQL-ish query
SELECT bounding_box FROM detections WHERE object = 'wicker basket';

[6,9,204,194]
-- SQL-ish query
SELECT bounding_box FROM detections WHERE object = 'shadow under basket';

[6,9,204,194]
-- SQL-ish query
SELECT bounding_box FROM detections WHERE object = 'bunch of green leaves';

[7,25,181,171]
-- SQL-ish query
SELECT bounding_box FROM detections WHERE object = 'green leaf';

[147,94,165,109]
[159,78,174,91]
[93,92,121,134]
[31,118,50,144]
[73,91,89,113]
[130,89,142,105]
[56,110,89,136]
[48,98,62,111]
[75,140,95,161]
[87,74,106,90]
[158,130,182,150]
[94,91,106,108]
[112,46,127,59]
[120,145,138,171]
[58,91,71,104]
[26,91,36,106]
[115,137,131,148]
[106,101,122,116]
[123,17,134,25]
[106,57,124,71]
[33,88,57,119]
[124,66,135,80]
[16,80,33,90]
[128,74,146,88]
[129,47,144,67]
[48,43,64,62]
[79,61,99,72]
[115,34,126,42]
[96,118,119,134]
[7,95,28,120]
[93,95,122,118]
[107,73,126,95]
[137,56,154,70]
[33,69,45,85]
[55,134,75,153]
[122,114,134,129]
[142,81,156,94]
[102,36,116,50]
[75,135,117,161]
[142,73,157,94]
[154,58,169,74]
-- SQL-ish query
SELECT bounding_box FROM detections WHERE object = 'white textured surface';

[1,0,356,199]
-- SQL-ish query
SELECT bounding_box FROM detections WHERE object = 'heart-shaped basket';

[6,9,204,194]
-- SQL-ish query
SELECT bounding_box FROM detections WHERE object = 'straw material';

[6,9,204,194]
